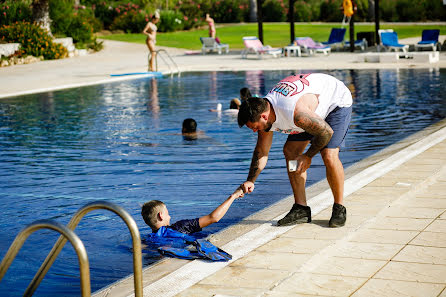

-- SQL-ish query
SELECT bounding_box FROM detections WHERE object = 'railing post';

[0,219,91,297]
[24,201,143,297]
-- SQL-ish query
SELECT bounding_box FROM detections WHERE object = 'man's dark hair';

[239,88,252,102]
[237,97,269,128]
[141,200,165,229]
[182,118,197,133]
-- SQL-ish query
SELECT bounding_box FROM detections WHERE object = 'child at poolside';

[141,188,244,234]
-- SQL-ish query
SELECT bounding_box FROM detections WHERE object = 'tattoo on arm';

[247,150,260,182]
[294,111,333,158]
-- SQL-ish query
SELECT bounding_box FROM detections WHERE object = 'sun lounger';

[322,28,346,50]
[415,30,440,51]
[200,37,229,55]
[295,37,331,55]
[344,38,368,51]
[241,36,282,59]
[379,30,409,53]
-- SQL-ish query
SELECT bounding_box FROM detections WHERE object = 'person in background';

[205,13,216,39]
[143,10,160,71]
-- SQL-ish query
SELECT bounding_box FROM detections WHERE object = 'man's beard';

[264,122,272,132]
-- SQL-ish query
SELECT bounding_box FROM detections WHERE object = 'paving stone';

[229,250,311,271]
[174,284,263,297]
[380,206,443,219]
[331,242,403,260]
[439,287,446,297]
[393,245,446,264]
[440,212,446,220]
[395,198,446,208]
[282,223,354,240]
[349,228,419,244]
[257,237,333,254]
[368,217,433,231]
[271,272,367,297]
[310,257,387,277]
[425,219,446,233]
[198,266,289,289]
[374,261,446,283]
[265,291,329,297]
[411,231,446,247]
[352,279,445,297]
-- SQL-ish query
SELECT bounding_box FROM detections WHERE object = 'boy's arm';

[199,188,243,228]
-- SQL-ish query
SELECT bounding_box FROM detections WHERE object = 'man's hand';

[295,154,312,174]
[230,181,255,199]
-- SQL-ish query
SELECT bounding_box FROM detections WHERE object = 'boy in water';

[141,188,243,234]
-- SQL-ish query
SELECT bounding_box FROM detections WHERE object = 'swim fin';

[195,239,232,262]
[158,246,202,260]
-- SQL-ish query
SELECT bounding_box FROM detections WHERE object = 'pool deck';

[1,38,446,297]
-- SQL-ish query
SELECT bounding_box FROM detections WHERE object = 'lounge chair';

[322,28,346,50]
[415,29,440,51]
[344,38,368,51]
[295,37,331,55]
[241,36,282,59]
[379,31,409,53]
[200,37,229,55]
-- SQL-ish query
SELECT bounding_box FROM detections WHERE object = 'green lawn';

[99,23,446,50]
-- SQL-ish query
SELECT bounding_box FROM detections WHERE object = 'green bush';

[0,22,67,59]
[0,0,32,27]
[92,2,118,30]
[210,0,247,23]
[262,0,287,22]
[49,0,75,36]
[158,10,184,32]
[319,0,343,22]
[68,14,94,44]
[294,1,313,22]
[110,6,149,33]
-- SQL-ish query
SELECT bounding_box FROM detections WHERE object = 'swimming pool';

[0,69,445,296]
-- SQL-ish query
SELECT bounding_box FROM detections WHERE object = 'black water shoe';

[329,203,346,228]
[277,204,311,226]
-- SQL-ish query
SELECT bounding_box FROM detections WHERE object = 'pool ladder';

[149,49,181,77]
[0,201,143,297]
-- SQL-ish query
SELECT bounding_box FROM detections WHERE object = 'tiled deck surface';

[171,138,446,297]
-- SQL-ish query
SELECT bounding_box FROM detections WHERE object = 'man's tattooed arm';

[247,150,260,182]
[294,110,333,158]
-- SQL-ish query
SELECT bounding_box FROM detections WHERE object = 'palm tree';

[32,0,52,36]
[249,0,257,22]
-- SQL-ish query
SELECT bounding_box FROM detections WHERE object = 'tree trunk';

[32,0,52,37]
[249,0,257,22]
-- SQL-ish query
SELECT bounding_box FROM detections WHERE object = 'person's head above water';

[182,118,197,133]
[239,87,252,102]
[229,98,241,110]
[141,200,170,232]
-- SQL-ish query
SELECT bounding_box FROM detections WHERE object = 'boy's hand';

[230,187,245,199]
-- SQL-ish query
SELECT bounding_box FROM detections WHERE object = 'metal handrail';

[149,49,181,76]
[0,219,91,297]
[24,201,142,297]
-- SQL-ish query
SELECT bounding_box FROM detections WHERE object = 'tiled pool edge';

[92,118,446,297]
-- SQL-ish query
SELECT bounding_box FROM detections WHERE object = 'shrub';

[379,0,398,21]
[49,0,75,36]
[294,1,313,22]
[92,2,118,30]
[0,0,32,27]
[319,0,343,22]
[68,14,95,45]
[158,10,184,32]
[210,0,247,23]
[0,22,67,59]
[110,7,149,33]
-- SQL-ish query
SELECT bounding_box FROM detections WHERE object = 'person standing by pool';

[232,73,352,227]
[205,13,216,39]
[143,10,160,71]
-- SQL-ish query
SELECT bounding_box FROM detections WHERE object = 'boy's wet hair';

[237,97,269,128]
[182,118,197,133]
[141,200,165,229]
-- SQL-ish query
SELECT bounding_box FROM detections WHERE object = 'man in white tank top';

[231,73,353,227]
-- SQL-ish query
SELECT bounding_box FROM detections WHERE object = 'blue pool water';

[0,69,445,296]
